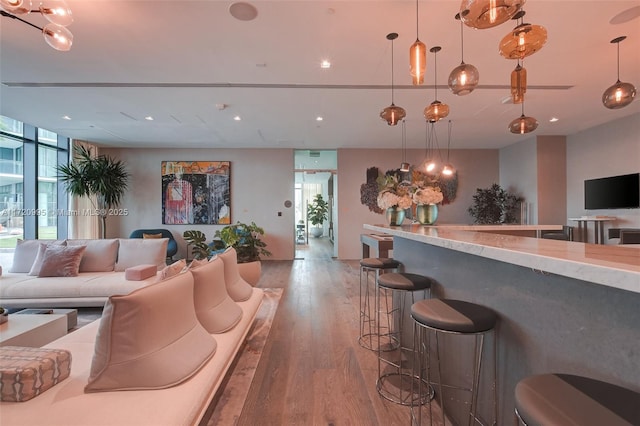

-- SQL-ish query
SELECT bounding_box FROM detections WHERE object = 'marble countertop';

[364,223,640,294]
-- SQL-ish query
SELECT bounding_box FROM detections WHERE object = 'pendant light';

[499,10,547,60]
[448,11,479,96]
[409,0,426,85]
[602,36,637,109]
[508,101,538,134]
[460,0,526,30]
[424,46,450,122]
[421,121,442,175]
[380,33,406,126]
[1,0,73,51]
[0,0,30,14]
[510,58,526,104]
[441,120,455,177]
[400,120,410,172]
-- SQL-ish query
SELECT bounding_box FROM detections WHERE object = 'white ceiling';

[1,0,639,150]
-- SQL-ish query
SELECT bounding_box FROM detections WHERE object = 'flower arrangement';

[376,171,413,210]
[412,186,443,205]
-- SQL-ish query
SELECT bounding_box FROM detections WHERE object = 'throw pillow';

[85,271,217,392]
[114,238,168,271]
[158,259,187,280]
[191,256,242,333]
[9,239,65,273]
[142,233,163,239]
[37,245,87,277]
[66,239,119,272]
[28,243,52,276]
[218,247,253,302]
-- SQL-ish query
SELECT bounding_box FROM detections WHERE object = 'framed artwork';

[162,161,231,225]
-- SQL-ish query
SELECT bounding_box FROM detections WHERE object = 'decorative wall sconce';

[0,0,73,51]
[459,0,526,29]
[448,11,480,96]
[409,0,426,85]
[499,10,547,60]
[602,36,637,109]
[424,46,450,122]
[380,33,406,126]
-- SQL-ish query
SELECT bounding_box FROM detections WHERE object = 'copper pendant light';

[499,10,547,60]
[508,101,538,134]
[510,59,526,104]
[424,46,450,122]
[448,11,480,96]
[460,0,526,30]
[602,36,637,109]
[441,120,455,177]
[380,33,406,126]
[409,0,426,85]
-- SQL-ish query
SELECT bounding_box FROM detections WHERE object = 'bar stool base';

[376,372,434,406]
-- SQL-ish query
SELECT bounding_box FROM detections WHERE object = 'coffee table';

[0,314,67,347]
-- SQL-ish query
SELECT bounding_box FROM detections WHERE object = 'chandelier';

[0,0,73,51]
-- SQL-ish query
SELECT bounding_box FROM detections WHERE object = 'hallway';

[295,235,334,260]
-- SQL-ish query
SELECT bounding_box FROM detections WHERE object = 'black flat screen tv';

[584,173,640,209]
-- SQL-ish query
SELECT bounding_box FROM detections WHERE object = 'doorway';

[294,150,337,260]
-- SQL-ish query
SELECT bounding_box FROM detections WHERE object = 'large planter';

[310,227,323,238]
[385,207,406,226]
[237,260,261,286]
[416,204,438,225]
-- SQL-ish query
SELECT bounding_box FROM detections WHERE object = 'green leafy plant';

[468,183,523,224]
[307,194,329,226]
[57,145,129,238]
[215,221,271,263]
[182,230,212,260]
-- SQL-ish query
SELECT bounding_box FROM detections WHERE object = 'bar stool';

[359,257,401,351]
[515,373,640,426]
[410,299,498,426]
[376,272,434,406]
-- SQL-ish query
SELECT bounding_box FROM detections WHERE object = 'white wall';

[566,113,640,242]
[499,137,538,223]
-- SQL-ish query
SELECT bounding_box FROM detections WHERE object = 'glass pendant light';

[602,36,637,109]
[380,33,406,126]
[43,22,72,51]
[400,120,410,172]
[424,46,450,122]
[0,0,30,14]
[499,10,547,60]
[409,0,426,85]
[39,0,73,26]
[460,0,526,29]
[423,122,442,175]
[510,59,526,104]
[508,101,538,134]
[449,11,480,96]
[441,121,455,177]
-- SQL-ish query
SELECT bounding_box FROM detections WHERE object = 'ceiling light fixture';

[400,120,410,172]
[510,58,526,104]
[460,0,526,29]
[602,36,637,109]
[0,0,73,51]
[320,60,331,69]
[441,120,455,177]
[233,116,241,121]
[421,121,443,175]
[380,32,406,126]
[448,11,480,96]
[424,46,450,123]
[409,0,426,85]
[508,100,538,134]
[499,10,547,60]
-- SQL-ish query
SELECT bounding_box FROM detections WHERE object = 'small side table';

[569,217,615,244]
[0,314,67,347]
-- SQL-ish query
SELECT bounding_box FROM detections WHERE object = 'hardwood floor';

[238,258,416,425]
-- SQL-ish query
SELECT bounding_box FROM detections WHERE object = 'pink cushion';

[37,245,87,278]
[125,264,157,281]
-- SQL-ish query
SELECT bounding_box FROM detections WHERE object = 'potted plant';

[307,194,329,238]
[216,221,271,285]
[57,145,129,239]
[468,183,523,224]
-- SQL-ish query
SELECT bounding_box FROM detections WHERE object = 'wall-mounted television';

[584,173,640,209]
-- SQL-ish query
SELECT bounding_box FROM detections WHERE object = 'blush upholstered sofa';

[0,253,264,426]
[0,238,170,309]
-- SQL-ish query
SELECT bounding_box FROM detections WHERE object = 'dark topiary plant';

[468,183,523,224]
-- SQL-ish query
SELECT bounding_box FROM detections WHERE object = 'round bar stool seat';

[376,272,435,406]
[358,258,401,351]
[411,299,498,425]
[515,374,640,426]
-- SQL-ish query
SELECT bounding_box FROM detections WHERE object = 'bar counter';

[364,223,640,424]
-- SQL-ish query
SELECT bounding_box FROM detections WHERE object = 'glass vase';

[385,207,406,226]
[416,204,438,225]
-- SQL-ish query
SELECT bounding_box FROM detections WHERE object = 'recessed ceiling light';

[316,116,323,121]
[549,117,559,122]
[145,116,154,121]
[320,60,331,69]
[62,115,71,120]
[234,115,241,121]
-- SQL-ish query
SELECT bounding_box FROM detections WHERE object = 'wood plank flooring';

[238,258,414,425]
